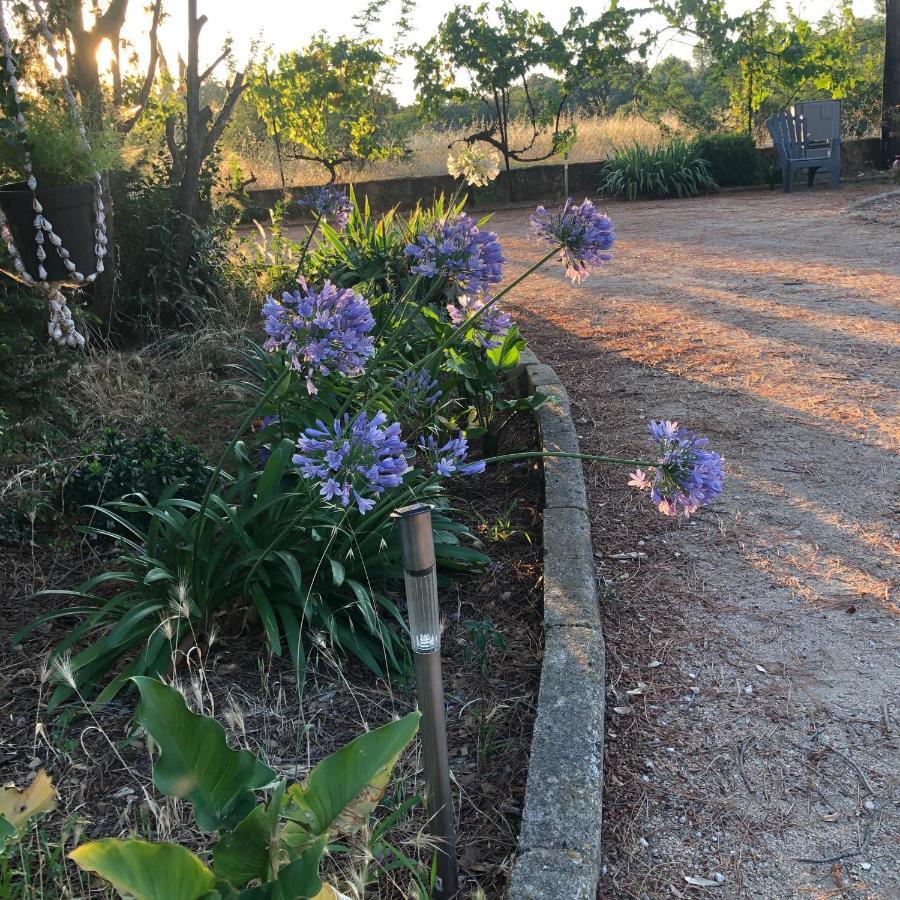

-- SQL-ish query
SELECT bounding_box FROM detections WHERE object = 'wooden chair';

[766,111,841,192]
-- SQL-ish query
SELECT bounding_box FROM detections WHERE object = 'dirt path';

[492,184,900,899]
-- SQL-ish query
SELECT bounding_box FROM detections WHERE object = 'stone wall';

[241,137,884,221]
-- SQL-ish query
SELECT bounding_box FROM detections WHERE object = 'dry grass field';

[232,113,691,189]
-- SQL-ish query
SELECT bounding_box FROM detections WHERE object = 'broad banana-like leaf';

[212,805,274,887]
[235,835,327,900]
[0,770,56,850]
[284,711,419,837]
[69,839,215,900]
[133,677,276,832]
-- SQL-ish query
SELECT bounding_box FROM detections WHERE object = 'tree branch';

[199,46,230,83]
[120,0,164,134]
[201,71,245,158]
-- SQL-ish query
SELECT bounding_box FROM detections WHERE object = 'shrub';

[64,427,209,512]
[600,140,717,200]
[690,132,761,186]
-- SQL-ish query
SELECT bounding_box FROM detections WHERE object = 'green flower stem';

[436,245,560,351]
[288,208,324,290]
[483,450,659,469]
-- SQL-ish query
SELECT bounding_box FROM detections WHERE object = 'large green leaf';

[212,805,274,887]
[133,677,276,832]
[69,839,215,900]
[283,712,419,837]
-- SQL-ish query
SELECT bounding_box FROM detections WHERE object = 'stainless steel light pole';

[393,503,459,900]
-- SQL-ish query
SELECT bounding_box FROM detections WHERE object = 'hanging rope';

[0,0,111,348]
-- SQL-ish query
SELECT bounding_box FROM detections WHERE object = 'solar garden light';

[393,502,459,900]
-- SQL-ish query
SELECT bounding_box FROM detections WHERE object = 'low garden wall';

[506,350,606,900]
[241,137,884,220]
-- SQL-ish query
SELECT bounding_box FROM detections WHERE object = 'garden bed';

[0,371,542,897]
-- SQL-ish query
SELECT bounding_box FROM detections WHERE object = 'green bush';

[690,132,761,186]
[600,140,717,200]
[64,427,209,512]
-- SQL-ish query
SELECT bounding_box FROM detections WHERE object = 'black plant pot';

[0,181,96,282]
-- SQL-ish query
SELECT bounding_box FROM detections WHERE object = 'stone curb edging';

[506,349,605,900]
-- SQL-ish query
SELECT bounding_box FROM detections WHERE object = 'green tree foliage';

[414,1,640,187]
[247,35,405,184]
[651,0,885,135]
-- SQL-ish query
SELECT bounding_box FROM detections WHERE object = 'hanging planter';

[0,0,116,348]
[0,181,96,282]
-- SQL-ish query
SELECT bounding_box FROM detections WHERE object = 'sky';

[123,0,880,106]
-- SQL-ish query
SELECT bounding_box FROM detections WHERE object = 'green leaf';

[69,839,215,900]
[273,835,327,898]
[212,806,274,887]
[0,815,16,853]
[133,677,276,832]
[283,712,419,837]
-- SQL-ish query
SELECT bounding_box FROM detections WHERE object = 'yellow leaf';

[0,770,57,830]
[312,884,352,900]
[330,762,392,837]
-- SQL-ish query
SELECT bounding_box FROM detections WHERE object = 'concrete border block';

[506,849,598,900]
[507,353,605,900]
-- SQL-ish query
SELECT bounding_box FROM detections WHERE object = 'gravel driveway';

[493,183,900,899]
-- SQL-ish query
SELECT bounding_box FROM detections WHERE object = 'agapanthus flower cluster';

[293,411,409,515]
[418,432,486,478]
[405,214,504,296]
[257,414,282,466]
[393,368,443,410]
[262,279,375,394]
[447,295,512,349]
[447,144,501,187]
[531,198,615,284]
[628,420,724,518]
[299,185,353,230]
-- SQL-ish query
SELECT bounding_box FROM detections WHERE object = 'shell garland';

[0,0,109,348]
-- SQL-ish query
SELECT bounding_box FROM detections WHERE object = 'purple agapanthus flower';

[257,414,282,466]
[393,368,443,410]
[293,410,409,515]
[628,420,724,518]
[262,279,375,394]
[447,295,512,349]
[299,185,352,230]
[419,432,485,478]
[530,198,615,284]
[404,214,504,295]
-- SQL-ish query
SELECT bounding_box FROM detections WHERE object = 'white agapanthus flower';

[447,144,501,187]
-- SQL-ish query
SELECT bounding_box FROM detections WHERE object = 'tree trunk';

[172,1,245,272]
[174,0,204,272]
[885,0,900,162]
[63,0,131,328]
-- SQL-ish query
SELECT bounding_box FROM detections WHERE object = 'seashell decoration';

[0,0,107,350]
